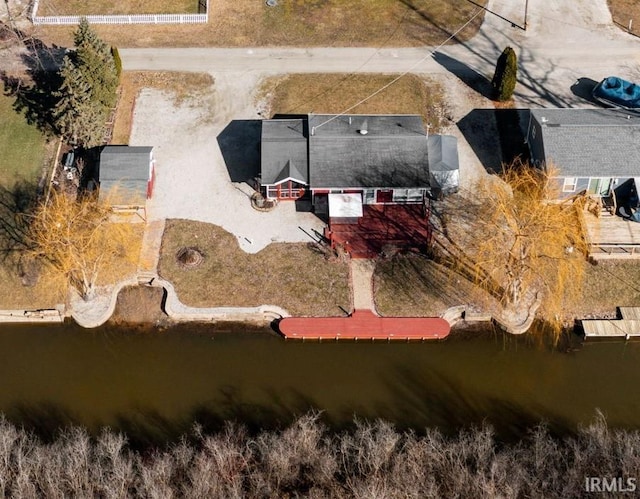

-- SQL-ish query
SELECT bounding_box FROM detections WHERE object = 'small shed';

[427,135,459,195]
[98,146,155,206]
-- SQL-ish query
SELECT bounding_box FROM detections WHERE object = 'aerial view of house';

[2,0,640,495]
[527,108,640,201]
[261,114,459,209]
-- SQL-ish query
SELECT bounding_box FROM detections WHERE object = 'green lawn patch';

[158,220,350,317]
[0,93,45,188]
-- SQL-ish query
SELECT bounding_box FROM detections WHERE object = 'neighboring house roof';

[261,119,308,185]
[308,114,430,188]
[98,145,152,204]
[529,108,640,178]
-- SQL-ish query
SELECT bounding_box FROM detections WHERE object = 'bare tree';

[457,161,587,329]
[26,189,138,301]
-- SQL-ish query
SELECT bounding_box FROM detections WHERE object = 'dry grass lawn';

[0,223,143,310]
[96,223,145,286]
[374,252,640,322]
[262,73,447,130]
[158,220,350,316]
[37,0,487,48]
[374,254,497,318]
[112,71,214,144]
[39,0,198,16]
[608,0,640,36]
[575,260,640,318]
[0,258,66,309]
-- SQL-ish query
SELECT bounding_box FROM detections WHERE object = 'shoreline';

[0,278,556,337]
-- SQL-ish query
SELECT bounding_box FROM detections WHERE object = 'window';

[392,188,424,203]
[363,190,375,204]
[562,177,577,193]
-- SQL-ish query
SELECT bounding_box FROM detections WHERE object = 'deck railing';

[30,0,209,25]
[588,243,640,259]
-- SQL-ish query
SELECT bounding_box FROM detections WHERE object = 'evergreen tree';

[53,18,118,147]
[491,46,518,102]
[111,47,123,81]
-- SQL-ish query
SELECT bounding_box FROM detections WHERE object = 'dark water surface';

[1,321,639,444]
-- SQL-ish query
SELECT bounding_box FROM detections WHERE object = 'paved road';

[120,0,640,107]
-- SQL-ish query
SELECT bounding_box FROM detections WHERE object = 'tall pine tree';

[53,18,118,147]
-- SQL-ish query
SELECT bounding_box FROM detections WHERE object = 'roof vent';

[541,117,548,124]
[358,129,368,135]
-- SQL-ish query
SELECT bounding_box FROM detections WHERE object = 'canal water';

[1,321,639,445]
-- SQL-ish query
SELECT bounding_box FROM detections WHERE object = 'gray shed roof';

[308,114,430,188]
[98,146,152,204]
[261,119,308,185]
[530,109,640,177]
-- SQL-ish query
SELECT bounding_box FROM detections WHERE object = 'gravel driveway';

[129,72,325,254]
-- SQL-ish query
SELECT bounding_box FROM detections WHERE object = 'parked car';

[592,76,640,109]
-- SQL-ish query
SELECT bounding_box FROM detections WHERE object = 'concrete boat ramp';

[582,308,640,339]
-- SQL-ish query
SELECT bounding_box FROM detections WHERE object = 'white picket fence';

[30,0,208,25]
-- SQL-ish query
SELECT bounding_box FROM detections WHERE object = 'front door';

[376,189,393,203]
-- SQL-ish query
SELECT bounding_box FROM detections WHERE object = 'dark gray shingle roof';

[99,146,152,204]
[308,114,430,188]
[261,120,308,184]
[530,109,640,177]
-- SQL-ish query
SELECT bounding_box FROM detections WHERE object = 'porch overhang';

[328,193,363,219]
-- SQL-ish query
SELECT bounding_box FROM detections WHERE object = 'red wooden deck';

[278,310,450,341]
[325,204,432,259]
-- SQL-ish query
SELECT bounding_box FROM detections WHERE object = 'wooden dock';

[278,310,450,341]
[582,307,640,339]
[0,309,64,324]
[583,211,640,260]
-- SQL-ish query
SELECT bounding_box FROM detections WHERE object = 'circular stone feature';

[175,247,205,268]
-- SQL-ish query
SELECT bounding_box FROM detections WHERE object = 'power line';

[312,8,485,132]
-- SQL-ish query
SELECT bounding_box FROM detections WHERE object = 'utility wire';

[312,8,485,131]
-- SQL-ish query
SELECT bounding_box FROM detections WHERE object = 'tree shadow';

[397,0,487,45]
[216,120,262,186]
[0,30,68,138]
[457,108,529,175]
[382,364,574,442]
[432,51,492,98]
[0,180,39,262]
[457,109,503,174]
[5,401,81,444]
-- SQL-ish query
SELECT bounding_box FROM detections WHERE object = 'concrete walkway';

[350,259,377,312]
[137,219,165,278]
[70,276,290,329]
